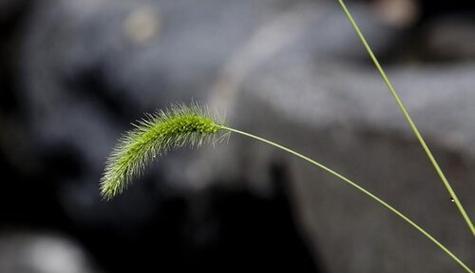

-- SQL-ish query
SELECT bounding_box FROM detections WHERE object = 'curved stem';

[221,125,473,273]
[335,0,475,236]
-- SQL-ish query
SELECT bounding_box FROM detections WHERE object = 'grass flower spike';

[100,104,223,199]
[100,103,473,273]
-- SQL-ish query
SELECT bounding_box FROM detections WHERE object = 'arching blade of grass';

[100,103,473,272]
[223,126,474,273]
[335,0,475,236]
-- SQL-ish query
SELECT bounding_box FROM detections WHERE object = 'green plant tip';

[100,103,223,199]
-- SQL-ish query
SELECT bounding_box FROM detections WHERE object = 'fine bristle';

[100,103,224,199]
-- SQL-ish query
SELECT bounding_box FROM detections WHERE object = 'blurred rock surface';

[205,57,475,273]
[0,232,98,273]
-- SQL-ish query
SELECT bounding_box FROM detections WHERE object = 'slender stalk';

[335,0,475,236]
[222,125,473,273]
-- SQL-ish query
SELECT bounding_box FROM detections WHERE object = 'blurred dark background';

[0,0,474,272]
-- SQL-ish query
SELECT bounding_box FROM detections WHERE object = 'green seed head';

[100,103,224,199]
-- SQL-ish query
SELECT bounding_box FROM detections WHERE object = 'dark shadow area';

[66,163,322,273]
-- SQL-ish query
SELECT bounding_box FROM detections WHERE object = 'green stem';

[335,0,475,236]
[221,125,473,273]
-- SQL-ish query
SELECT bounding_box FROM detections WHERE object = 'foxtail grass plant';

[100,104,474,273]
[100,104,221,198]
[336,0,475,236]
